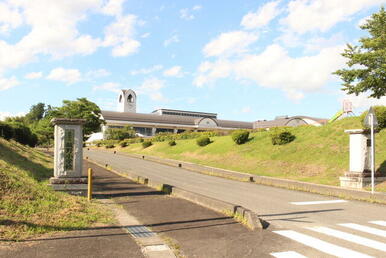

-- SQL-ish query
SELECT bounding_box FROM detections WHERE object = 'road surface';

[86,149,386,258]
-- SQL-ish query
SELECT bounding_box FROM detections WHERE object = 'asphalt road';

[86,149,386,258]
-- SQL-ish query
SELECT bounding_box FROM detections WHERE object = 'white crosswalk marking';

[307,226,386,252]
[339,223,386,238]
[369,221,386,227]
[290,200,347,205]
[270,251,306,258]
[273,230,373,258]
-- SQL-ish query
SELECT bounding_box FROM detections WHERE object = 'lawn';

[109,117,386,191]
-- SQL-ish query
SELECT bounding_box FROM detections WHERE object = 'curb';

[108,150,386,204]
[86,158,264,231]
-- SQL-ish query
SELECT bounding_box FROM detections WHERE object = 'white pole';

[371,114,375,194]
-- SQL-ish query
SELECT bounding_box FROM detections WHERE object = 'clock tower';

[117,89,136,113]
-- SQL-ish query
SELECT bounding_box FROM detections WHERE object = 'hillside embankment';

[98,117,386,192]
[0,138,110,241]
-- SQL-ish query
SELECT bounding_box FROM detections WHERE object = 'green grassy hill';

[0,138,109,241]
[112,117,386,191]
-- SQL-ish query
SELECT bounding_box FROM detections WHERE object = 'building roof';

[101,110,253,129]
[152,108,217,117]
[254,116,328,128]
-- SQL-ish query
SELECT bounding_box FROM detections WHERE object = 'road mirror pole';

[364,106,378,194]
[370,114,375,194]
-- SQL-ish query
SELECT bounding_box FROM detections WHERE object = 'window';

[64,129,75,171]
[128,94,134,103]
[119,95,122,103]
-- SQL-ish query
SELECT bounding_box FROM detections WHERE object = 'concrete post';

[340,129,385,189]
[49,118,88,195]
[151,127,157,136]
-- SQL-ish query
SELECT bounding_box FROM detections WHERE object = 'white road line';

[339,223,386,238]
[290,200,347,205]
[273,230,373,258]
[307,226,386,252]
[270,251,307,258]
[369,221,386,227]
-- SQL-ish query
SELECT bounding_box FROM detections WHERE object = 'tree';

[334,7,386,98]
[26,103,45,122]
[53,98,105,140]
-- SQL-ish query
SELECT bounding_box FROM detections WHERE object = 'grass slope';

[0,138,110,241]
[112,117,386,191]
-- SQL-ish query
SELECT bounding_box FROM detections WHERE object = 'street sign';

[364,107,378,127]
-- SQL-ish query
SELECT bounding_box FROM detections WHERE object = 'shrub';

[105,125,136,141]
[9,123,38,147]
[360,105,386,130]
[231,130,250,145]
[168,140,176,146]
[96,142,101,147]
[105,144,115,149]
[270,130,295,145]
[119,141,129,147]
[142,141,152,148]
[196,136,211,146]
[153,132,175,142]
[0,122,13,140]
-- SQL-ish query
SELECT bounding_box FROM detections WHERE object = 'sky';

[0,0,386,122]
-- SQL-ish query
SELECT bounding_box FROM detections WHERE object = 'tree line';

[0,98,104,147]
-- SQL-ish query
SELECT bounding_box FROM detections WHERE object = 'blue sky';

[0,0,385,122]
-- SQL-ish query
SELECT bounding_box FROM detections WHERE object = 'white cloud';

[194,59,232,87]
[203,31,258,57]
[164,35,179,47]
[163,66,183,77]
[281,0,386,34]
[46,67,81,84]
[14,1,102,58]
[193,5,202,11]
[241,0,281,29]
[85,69,111,79]
[141,32,150,38]
[103,14,141,56]
[195,44,346,100]
[0,76,19,91]
[130,65,163,75]
[0,1,23,34]
[0,0,104,75]
[100,0,126,17]
[111,39,140,56]
[180,5,202,20]
[233,44,345,93]
[137,77,167,101]
[25,71,42,79]
[357,15,371,27]
[93,82,120,93]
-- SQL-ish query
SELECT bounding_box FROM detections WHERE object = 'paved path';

[86,149,386,257]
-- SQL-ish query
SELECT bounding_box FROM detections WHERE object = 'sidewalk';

[0,221,143,258]
[1,161,289,258]
[88,161,286,258]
